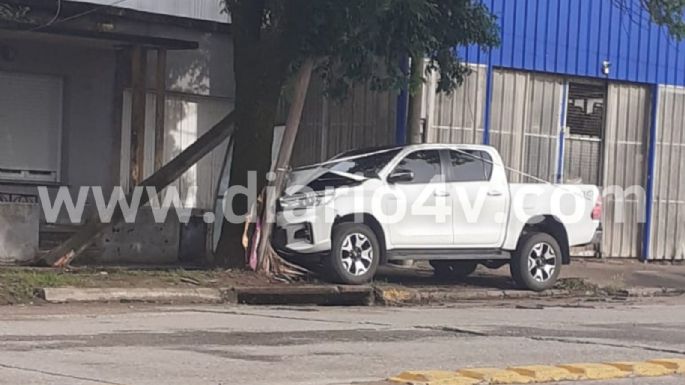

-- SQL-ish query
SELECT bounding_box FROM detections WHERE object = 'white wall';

[69,0,230,23]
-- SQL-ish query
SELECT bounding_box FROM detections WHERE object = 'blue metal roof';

[459,0,685,86]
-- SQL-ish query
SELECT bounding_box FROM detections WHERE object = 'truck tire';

[430,260,477,279]
[325,223,380,285]
[510,232,562,291]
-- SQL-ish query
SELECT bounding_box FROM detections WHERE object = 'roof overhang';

[0,0,230,50]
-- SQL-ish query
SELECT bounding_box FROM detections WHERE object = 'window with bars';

[566,82,606,138]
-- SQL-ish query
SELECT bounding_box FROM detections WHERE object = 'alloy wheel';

[527,242,556,283]
[340,233,374,276]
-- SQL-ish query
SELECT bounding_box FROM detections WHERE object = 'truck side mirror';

[387,169,414,183]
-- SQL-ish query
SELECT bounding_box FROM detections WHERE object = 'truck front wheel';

[511,232,562,291]
[325,223,380,285]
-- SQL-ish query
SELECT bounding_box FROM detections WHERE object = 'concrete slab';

[0,203,39,265]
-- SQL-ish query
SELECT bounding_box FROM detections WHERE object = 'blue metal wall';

[459,0,685,86]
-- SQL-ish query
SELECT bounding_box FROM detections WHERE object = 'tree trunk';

[215,100,279,267]
[214,52,290,268]
[214,1,298,267]
[255,59,314,275]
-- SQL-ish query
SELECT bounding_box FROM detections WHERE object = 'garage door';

[0,71,63,182]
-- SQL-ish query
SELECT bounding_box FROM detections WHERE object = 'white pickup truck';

[275,144,601,291]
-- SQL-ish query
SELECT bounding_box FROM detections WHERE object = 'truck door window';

[392,150,442,184]
[447,150,493,182]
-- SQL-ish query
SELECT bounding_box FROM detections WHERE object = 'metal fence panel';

[602,83,650,258]
[424,65,487,145]
[564,136,601,185]
[292,80,397,167]
[651,86,685,260]
[490,70,562,183]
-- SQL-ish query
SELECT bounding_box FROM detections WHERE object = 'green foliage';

[615,0,685,40]
[223,0,500,97]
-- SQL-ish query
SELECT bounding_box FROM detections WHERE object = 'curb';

[230,285,374,305]
[37,287,224,304]
[37,285,375,306]
[389,358,685,385]
[373,285,685,305]
[374,286,581,305]
[34,285,683,306]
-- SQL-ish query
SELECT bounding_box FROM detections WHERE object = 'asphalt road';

[1,296,684,385]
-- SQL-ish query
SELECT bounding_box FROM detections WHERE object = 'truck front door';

[383,149,453,247]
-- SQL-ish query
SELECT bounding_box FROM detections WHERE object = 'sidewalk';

[377,258,685,291]
[1,259,683,306]
[561,258,685,290]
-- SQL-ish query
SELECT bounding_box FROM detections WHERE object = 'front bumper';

[274,207,333,254]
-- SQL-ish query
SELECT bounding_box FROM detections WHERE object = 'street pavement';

[0,296,684,385]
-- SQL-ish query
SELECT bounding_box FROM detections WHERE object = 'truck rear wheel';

[511,232,561,291]
[430,260,477,279]
[325,223,380,285]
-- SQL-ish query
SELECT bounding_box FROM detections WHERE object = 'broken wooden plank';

[41,111,236,267]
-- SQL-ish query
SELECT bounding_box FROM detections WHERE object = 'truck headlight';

[279,191,333,210]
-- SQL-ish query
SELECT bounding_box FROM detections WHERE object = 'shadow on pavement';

[374,264,517,290]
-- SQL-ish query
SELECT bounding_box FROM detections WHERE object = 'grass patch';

[0,269,86,305]
[554,277,600,293]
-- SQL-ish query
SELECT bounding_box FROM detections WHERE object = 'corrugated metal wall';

[602,83,650,258]
[563,136,601,185]
[459,0,685,87]
[489,70,563,183]
[291,80,397,167]
[423,66,487,145]
[650,86,685,260]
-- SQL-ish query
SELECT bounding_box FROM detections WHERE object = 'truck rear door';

[443,149,508,248]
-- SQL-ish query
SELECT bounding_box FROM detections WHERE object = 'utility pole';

[407,56,424,144]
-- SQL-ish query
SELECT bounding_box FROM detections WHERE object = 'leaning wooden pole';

[255,59,314,276]
[40,111,236,267]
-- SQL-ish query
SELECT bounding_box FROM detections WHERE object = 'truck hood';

[284,167,367,196]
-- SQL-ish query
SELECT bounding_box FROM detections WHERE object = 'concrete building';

[411,0,685,261]
[0,0,396,265]
[0,0,234,264]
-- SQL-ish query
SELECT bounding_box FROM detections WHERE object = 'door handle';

[434,190,450,197]
[487,190,504,197]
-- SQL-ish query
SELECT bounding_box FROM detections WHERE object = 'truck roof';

[398,143,495,151]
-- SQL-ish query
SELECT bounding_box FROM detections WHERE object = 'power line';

[29,0,131,32]
[43,0,62,27]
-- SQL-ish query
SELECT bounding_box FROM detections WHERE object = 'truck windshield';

[327,147,401,177]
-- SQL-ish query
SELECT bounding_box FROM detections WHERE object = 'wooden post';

[130,45,147,186]
[407,56,424,144]
[154,48,167,171]
[112,48,131,189]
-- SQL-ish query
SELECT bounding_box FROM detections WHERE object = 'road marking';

[389,371,478,385]
[508,365,582,382]
[648,358,685,373]
[607,361,676,377]
[458,368,534,384]
[556,363,630,380]
[388,358,684,385]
